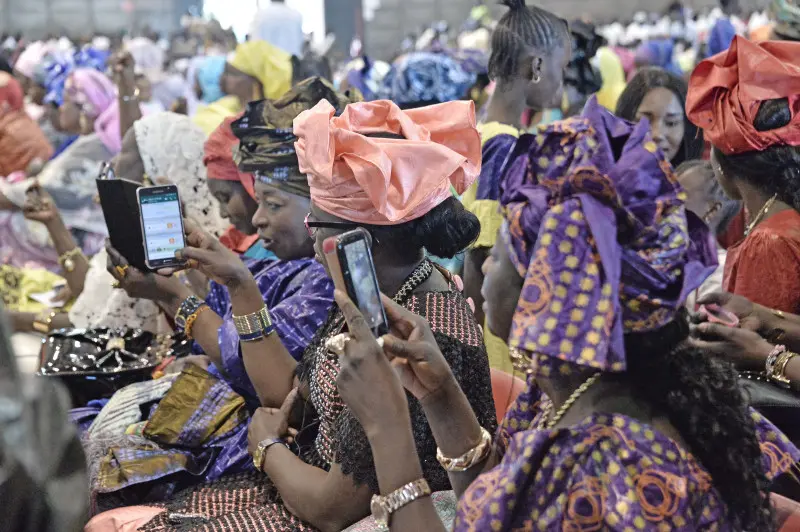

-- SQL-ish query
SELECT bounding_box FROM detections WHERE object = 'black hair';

[715,98,800,212]
[488,0,570,81]
[364,196,480,259]
[624,311,774,531]
[356,132,480,258]
[675,159,740,236]
[290,54,332,86]
[616,67,704,167]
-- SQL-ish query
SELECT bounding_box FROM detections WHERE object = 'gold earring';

[142,173,152,186]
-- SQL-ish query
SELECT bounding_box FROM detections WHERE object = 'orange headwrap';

[686,36,800,155]
[294,99,481,225]
[203,116,256,200]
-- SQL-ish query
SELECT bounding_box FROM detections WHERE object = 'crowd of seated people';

[1,1,800,531]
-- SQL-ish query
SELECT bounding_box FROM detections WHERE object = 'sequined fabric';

[138,287,496,531]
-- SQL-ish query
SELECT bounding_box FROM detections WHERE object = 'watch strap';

[174,295,205,331]
[253,438,288,471]
[371,478,431,527]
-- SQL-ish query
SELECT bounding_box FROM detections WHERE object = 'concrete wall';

[0,0,198,38]
[364,0,766,60]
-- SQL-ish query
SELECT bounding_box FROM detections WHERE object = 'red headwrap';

[203,116,256,200]
[686,36,800,155]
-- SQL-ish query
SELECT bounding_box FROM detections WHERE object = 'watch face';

[370,495,389,527]
[175,315,187,328]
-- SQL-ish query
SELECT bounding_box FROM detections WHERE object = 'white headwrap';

[125,37,165,81]
[69,112,226,333]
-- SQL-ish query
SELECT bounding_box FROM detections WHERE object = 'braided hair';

[488,0,570,81]
[715,98,800,212]
[624,312,774,530]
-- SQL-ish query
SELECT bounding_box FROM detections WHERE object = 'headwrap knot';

[501,97,717,373]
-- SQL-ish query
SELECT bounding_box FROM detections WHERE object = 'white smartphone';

[136,184,187,270]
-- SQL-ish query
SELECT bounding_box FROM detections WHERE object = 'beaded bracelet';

[185,305,211,339]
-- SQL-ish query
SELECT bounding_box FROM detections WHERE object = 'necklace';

[744,194,778,237]
[541,373,601,430]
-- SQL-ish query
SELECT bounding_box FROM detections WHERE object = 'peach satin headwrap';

[686,36,800,155]
[294,99,481,225]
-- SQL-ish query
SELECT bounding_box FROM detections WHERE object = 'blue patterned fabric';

[379,52,477,106]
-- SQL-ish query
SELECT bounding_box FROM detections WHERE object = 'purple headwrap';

[499,97,717,373]
[64,68,121,153]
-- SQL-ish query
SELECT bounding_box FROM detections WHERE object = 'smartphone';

[136,184,187,270]
[323,229,389,337]
[699,304,740,328]
[97,177,148,271]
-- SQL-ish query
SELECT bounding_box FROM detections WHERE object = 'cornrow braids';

[488,0,570,81]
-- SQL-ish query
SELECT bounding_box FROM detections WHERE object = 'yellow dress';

[461,122,521,374]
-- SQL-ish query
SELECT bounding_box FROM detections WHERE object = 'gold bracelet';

[32,310,58,334]
[771,351,797,387]
[58,248,85,273]
[233,306,274,341]
[184,305,211,339]
[436,427,492,472]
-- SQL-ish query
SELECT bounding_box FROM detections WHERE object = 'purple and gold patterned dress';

[457,376,799,531]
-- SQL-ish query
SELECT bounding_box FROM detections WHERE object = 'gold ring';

[324,333,351,356]
[115,264,129,278]
[111,280,121,289]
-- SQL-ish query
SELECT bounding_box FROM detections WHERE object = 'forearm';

[464,248,488,325]
[44,217,89,294]
[261,447,364,532]
[12,311,72,333]
[422,377,500,497]
[368,421,446,532]
[230,279,297,407]
[117,93,142,140]
[160,287,223,367]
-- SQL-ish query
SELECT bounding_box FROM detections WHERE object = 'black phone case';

[96,179,148,271]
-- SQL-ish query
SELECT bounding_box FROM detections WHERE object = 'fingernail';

[174,250,183,259]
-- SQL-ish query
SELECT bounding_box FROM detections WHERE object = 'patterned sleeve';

[495,374,545,456]
[749,408,800,480]
[219,263,334,401]
[336,291,497,493]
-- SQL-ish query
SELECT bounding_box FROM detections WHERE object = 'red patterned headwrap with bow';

[686,36,800,155]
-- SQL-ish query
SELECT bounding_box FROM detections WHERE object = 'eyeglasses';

[304,213,359,238]
[98,161,116,180]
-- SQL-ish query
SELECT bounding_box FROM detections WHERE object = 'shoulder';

[406,289,482,348]
[733,214,800,265]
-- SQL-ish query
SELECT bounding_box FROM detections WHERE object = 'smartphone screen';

[342,237,388,334]
[137,185,186,269]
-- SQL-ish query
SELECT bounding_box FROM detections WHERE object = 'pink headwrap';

[294,99,481,225]
[14,41,49,79]
[65,68,122,153]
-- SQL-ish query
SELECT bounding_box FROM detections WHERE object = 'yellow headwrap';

[595,47,627,112]
[228,40,292,100]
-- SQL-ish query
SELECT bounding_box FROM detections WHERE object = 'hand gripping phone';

[323,229,389,337]
[136,184,187,270]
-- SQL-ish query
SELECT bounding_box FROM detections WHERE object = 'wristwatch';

[370,478,431,528]
[252,438,288,471]
[174,295,205,332]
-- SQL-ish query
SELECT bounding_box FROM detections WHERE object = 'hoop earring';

[532,72,541,84]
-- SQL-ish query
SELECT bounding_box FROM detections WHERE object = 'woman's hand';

[110,50,137,93]
[168,219,254,295]
[695,292,763,331]
[334,290,411,437]
[106,241,187,303]
[22,185,60,226]
[690,321,774,371]
[380,294,457,405]
[247,389,300,454]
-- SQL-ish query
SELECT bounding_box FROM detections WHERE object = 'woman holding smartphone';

[100,96,497,532]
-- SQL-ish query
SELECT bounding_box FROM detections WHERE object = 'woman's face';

[481,230,524,342]
[635,87,684,163]
[113,128,146,184]
[207,179,258,235]
[221,63,259,103]
[307,201,355,275]
[251,181,314,261]
[525,39,572,110]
